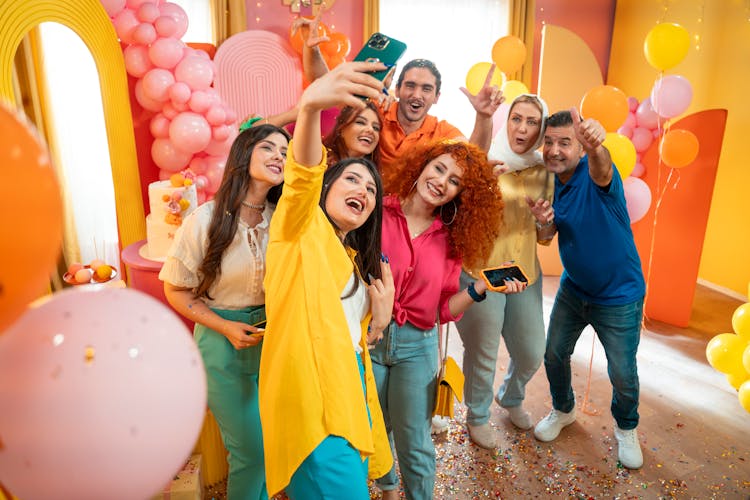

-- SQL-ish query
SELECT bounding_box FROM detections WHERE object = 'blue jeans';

[195,306,268,500]
[286,353,370,500]
[370,321,438,500]
[456,271,546,426]
[545,284,643,430]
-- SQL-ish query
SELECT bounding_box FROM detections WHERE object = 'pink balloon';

[194,174,209,190]
[100,0,126,18]
[206,105,227,126]
[189,156,209,175]
[617,125,633,139]
[172,100,189,112]
[113,8,140,44]
[196,190,207,204]
[635,97,663,130]
[126,0,151,9]
[212,124,231,141]
[134,79,165,112]
[623,112,636,129]
[623,177,652,223]
[142,67,175,102]
[631,162,646,178]
[158,2,189,39]
[225,108,238,125]
[0,288,205,500]
[188,90,211,113]
[631,127,653,153]
[627,96,638,112]
[132,22,157,45]
[204,156,226,193]
[204,131,237,156]
[175,56,214,91]
[136,2,160,22]
[169,81,192,103]
[159,167,174,180]
[152,137,193,171]
[123,44,153,78]
[650,75,693,119]
[150,113,171,138]
[162,102,179,119]
[169,112,212,154]
[149,37,185,69]
[154,15,179,38]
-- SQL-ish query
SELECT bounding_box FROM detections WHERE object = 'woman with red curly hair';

[371,139,527,500]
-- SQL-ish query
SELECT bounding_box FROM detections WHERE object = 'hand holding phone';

[480,264,529,293]
[245,319,266,337]
[353,33,407,84]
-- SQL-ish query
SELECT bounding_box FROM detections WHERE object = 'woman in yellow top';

[260,61,395,498]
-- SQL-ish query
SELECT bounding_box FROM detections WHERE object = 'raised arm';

[293,61,386,166]
[291,9,330,83]
[570,107,612,187]
[460,63,505,151]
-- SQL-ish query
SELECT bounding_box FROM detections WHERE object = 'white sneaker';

[614,426,643,469]
[467,422,500,449]
[533,408,576,442]
[431,415,449,434]
[506,405,533,430]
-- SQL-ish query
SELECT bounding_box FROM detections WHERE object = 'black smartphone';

[246,319,266,335]
[353,32,407,83]
[480,265,529,292]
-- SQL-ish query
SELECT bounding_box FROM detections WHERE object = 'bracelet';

[535,219,555,230]
[467,281,487,302]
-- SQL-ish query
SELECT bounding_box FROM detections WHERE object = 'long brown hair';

[383,140,504,269]
[195,124,290,299]
[323,101,383,166]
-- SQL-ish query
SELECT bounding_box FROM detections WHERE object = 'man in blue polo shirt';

[528,108,645,469]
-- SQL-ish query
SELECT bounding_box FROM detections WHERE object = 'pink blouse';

[382,195,463,330]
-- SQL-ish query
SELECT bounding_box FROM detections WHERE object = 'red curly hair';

[383,140,504,269]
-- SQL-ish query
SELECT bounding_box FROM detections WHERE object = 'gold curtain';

[363,0,379,38]
[508,0,535,88]
[212,0,247,46]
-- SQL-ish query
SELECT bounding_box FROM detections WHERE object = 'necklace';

[242,200,266,211]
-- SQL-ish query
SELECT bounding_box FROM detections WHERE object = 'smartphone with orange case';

[480,264,529,292]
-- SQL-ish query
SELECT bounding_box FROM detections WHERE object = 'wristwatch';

[535,219,555,230]
[467,281,487,302]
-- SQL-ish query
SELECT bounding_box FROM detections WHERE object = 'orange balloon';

[0,102,63,332]
[289,17,329,55]
[326,53,347,69]
[659,129,699,168]
[321,32,351,59]
[491,36,526,75]
[580,85,629,132]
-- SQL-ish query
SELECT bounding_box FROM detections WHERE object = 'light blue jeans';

[194,306,267,500]
[545,283,643,430]
[370,321,439,500]
[456,271,546,426]
[286,353,370,499]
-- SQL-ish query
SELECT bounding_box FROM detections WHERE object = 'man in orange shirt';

[378,58,503,171]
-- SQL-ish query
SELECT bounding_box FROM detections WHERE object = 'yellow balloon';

[465,62,505,96]
[732,302,750,342]
[727,371,749,390]
[602,133,636,179]
[744,344,750,374]
[739,380,750,414]
[501,80,529,103]
[644,22,690,71]
[706,333,747,375]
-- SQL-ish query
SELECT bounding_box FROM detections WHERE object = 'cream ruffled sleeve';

[158,202,213,288]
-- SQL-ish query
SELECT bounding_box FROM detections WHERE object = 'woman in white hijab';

[453,94,552,449]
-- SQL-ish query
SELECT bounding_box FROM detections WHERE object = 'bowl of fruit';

[63,259,118,285]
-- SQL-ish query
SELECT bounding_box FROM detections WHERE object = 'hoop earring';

[440,200,457,226]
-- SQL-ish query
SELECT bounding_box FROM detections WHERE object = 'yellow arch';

[0,0,145,249]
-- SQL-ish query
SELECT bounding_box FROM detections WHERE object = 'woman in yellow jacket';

[260,61,395,498]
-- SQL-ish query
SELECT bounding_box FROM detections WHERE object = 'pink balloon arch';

[107,0,238,202]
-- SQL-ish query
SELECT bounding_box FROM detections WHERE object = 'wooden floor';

[428,277,750,499]
[206,278,750,499]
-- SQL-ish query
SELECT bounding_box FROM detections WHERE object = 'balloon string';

[581,332,599,416]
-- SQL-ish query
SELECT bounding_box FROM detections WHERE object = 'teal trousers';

[195,306,267,500]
